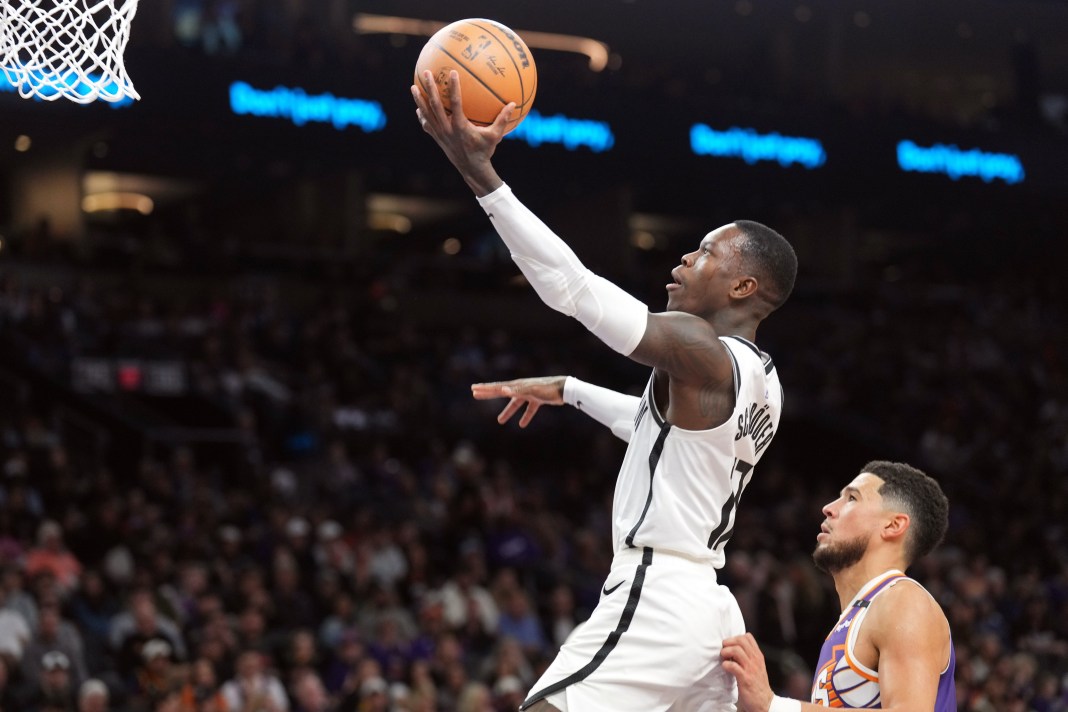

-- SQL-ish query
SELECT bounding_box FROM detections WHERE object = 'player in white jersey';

[413,72,797,711]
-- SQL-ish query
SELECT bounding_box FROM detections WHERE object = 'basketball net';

[1,0,140,103]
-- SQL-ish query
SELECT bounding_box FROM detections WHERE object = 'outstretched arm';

[471,377,640,442]
[413,72,647,358]
[413,72,731,390]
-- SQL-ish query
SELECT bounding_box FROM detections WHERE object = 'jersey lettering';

[735,401,775,455]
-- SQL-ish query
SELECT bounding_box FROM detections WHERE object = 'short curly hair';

[863,460,949,565]
[732,220,797,312]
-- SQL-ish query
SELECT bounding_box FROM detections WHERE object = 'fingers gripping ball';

[415,18,537,133]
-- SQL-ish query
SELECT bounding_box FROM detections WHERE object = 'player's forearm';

[563,377,640,443]
[476,184,649,356]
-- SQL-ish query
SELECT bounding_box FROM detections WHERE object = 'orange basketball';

[414,19,537,134]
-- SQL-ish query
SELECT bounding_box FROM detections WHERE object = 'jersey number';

[707,459,753,550]
[812,667,831,706]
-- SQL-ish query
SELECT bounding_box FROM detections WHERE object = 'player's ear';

[731,275,758,299]
[882,512,910,543]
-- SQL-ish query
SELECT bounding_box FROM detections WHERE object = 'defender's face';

[666,224,744,316]
[816,473,887,550]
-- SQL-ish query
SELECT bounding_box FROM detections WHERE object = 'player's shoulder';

[719,335,776,379]
[719,335,773,361]
[869,578,949,635]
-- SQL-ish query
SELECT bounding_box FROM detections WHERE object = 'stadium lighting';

[82,192,154,215]
[353,14,611,72]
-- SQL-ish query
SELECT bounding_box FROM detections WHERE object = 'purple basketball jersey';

[810,571,956,709]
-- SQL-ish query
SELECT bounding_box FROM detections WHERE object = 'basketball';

[414,19,537,134]
[830,657,881,707]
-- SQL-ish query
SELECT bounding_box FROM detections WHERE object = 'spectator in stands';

[440,554,499,638]
[494,590,547,662]
[24,521,81,597]
[317,592,358,653]
[67,569,121,675]
[544,584,577,650]
[76,679,109,712]
[278,628,319,688]
[0,657,22,711]
[1,565,39,632]
[23,650,77,712]
[234,605,270,655]
[479,637,533,694]
[492,675,525,712]
[0,581,31,666]
[455,680,494,712]
[289,669,333,712]
[219,650,288,712]
[176,658,225,712]
[359,675,391,711]
[110,588,186,683]
[131,638,182,712]
[269,552,317,633]
[21,603,88,689]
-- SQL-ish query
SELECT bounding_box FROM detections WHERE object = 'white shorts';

[520,547,745,712]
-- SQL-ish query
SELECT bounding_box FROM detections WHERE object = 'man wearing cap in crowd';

[21,603,88,689]
[77,679,110,712]
[109,588,186,684]
[357,676,389,712]
[133,638,183,710]
[22,650,76,711]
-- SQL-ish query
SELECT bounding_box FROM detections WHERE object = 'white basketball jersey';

[611,335,782,566]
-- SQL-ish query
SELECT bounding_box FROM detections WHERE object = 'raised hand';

[411,69,513,196]
[471,376,567,428]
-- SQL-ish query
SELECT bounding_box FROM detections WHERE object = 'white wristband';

[563,377,640,443]
[768,695,802,712]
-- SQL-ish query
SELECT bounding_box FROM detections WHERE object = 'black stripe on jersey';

[725,335,774,374]
[647,376,665,428]
[724,334,760,355]
[634,398,649,431]
[625,423,671,548]
[519,547,654,710]
[725,344,741,401]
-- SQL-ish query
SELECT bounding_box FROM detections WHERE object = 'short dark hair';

[732,220,797,311]
[863,460,949,565]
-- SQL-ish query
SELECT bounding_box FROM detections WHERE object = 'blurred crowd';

[0,240,1067,712]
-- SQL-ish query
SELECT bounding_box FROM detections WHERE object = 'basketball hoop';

[1,0,140,104]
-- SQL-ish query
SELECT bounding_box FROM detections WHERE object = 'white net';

[1,0,139,104]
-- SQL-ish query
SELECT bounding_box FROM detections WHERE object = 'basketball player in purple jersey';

[413,73,797,710]
[721,461,955,710]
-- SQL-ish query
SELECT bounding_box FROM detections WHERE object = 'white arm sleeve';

[477,184,648,356]
[563,376,640,443]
